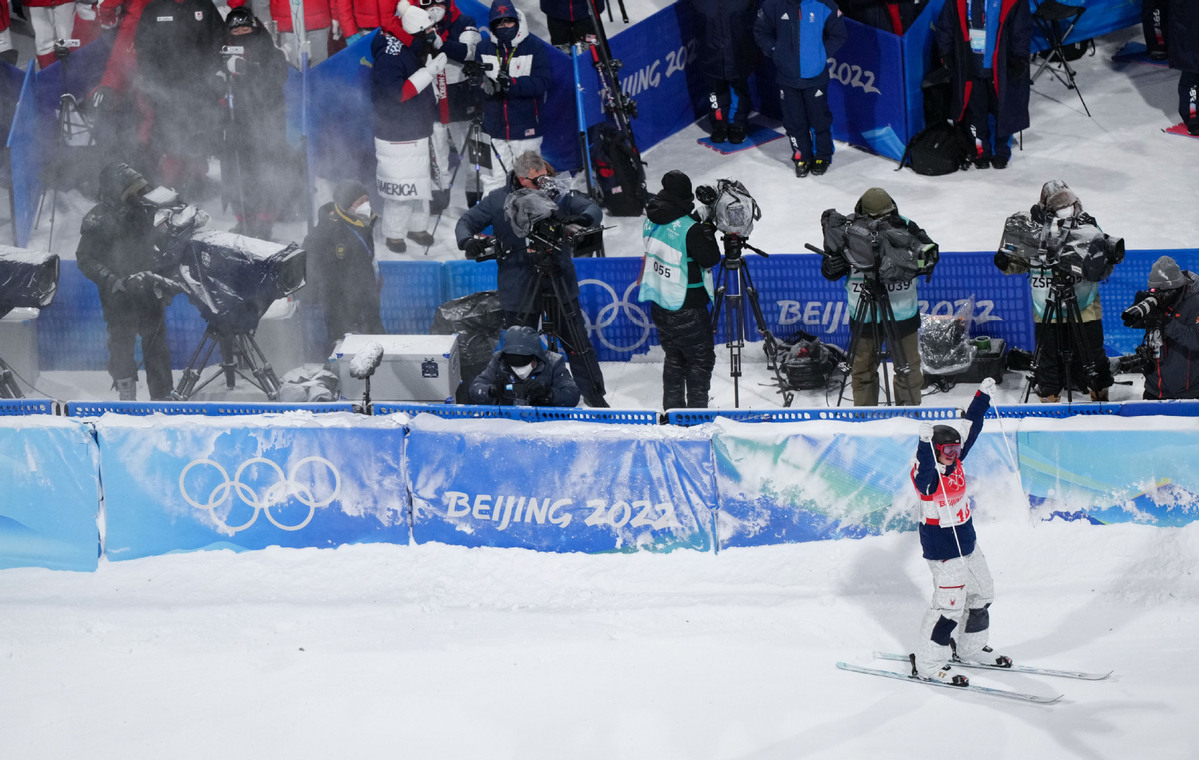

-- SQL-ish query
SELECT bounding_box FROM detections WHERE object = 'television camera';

[818,209,938,285]
[0,247,60,398]
[999,210,1124,283]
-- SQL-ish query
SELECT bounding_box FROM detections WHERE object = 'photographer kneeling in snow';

[469,325,580,407]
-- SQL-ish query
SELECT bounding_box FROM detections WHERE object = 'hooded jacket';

[469,326,581,406]
[476,4,551,140]
[370,26,439,141]
[690,0,760,81]
[934,0,1031,138]
[1145,271,1199,400]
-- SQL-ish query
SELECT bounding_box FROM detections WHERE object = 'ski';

[873,651,1112,681]
[837,662,1062,704]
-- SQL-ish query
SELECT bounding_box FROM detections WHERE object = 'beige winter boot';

[115,377,137,401]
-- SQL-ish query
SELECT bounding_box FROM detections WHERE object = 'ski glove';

[979,377,998,397]
[463,234,494,260]
[424,52,448,77]
[526,379,554,406]
[919,422,935,442]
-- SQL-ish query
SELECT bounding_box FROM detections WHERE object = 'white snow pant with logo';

[914,547,994,678]
[375,137,432,242]
[481,135,542,194]
[29,4,75,58]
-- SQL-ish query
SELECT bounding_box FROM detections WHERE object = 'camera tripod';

[0,356,23,399]
[837,270,912,407]
[172,326,282,401]
[512,250,606,405]
[1021,267,1101,403]
[709,233,782,408]
[38,41,92,252]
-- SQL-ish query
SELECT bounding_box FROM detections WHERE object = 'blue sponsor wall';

[95,413,410,561]
[5,405,1199,571]
[33,248,1199,371]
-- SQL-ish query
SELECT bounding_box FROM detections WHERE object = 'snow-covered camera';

[696,178,759,238]
[0,247,60,318]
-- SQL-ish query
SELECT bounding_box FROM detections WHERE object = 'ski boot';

[952,643,1013,668]
[910,654,968,686]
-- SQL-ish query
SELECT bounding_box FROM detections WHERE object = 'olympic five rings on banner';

[179,457,342,534]
[579,279,654,352]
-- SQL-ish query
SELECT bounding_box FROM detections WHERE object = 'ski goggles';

[935,443,962,459]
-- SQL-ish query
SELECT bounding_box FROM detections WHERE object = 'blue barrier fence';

[32,248,1199,371]
[6,402,1199,570]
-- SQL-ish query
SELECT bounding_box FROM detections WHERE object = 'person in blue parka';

[470,325,581,406]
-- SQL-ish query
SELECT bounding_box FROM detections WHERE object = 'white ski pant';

[914,547,994,678]
[0,29,12,54]
[29,4,76,57]
[380,200,430,242]
[376,136,432,241]
[481,135,542,194]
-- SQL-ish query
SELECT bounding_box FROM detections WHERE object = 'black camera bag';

[587,122,648,217]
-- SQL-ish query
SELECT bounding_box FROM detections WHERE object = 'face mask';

[427,5,445,24]
[511,363,533,380]
[355,201,372,220]
[493,22,518,44]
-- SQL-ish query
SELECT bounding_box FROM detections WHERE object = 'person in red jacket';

[331,0,405,42]
[25,0,77,70]
[270,0,335,67]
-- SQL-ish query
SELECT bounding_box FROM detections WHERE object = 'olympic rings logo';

[179,457,341,534]
[579,278,654,352]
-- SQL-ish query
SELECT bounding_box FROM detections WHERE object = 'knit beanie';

[1039,179,1080,212]
[659,170,693,203]
[1148,256,1185,290]
[398,0,433,34]
[333,180,369,215]
[857,187,896,218]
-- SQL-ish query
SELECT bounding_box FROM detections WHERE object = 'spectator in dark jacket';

[1167,0,1198,135]
[219,1,290,241]
[302,180,386,355]
[475,1,552,194]
[1134,257,1199,400]
[370,0,448,253]
[455,151,608,407]
[689,0,759,144]
[754,0,847,177]
[638,170,721,409]
[841,0,925,34]
[134,0,224,193]
[934,0,1030,169]
[470,325,581,406]
[539,0,603,49]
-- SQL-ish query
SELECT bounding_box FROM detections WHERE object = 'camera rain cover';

[504,188,558,238]
[919,297,977,375]
[0,245,60,316]
[172,231,306,334]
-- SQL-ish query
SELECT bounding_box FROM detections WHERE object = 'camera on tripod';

[820,209,937,285]
[695,178,760,247]
[999,211,1123,283]
[462,59,497,83]
[503,188,601,267]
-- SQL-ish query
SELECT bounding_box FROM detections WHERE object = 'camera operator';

[454,151,609,407]
[469,325,581,406]
[474,1,551,195]
[995,180,1123,402]
[1122,256,1199,400]
[820,187,938,406]
[370,0,447,253]
[637,170,721,409]
[76,162,190,401]
[301,180,386,356]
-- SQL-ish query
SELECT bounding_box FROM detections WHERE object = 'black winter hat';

[99,162,148,207]
[1148,256,1185,291]
[659,170,693,203]
[333,180,370,215]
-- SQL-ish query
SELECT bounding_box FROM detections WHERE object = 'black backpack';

[898,121,969,176]
[587,122,648,217]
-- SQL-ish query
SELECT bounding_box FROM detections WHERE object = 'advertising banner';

[711,416,1025,549]
[0,417,100,571]
[405,414,716,552]
[828,19,909,161]
[1019,418,1199,526]
[97,413,409,560]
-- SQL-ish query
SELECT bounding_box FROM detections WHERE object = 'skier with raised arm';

[909,377,1010,685]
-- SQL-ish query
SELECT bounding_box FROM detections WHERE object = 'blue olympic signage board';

[711,417,1024,549]
[96,414,410,561]
[827,18,909,161]
[1019,421,1199,526]
[404,415,716,552]
[0,418,101,571]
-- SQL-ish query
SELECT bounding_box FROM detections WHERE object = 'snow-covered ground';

[4,11,1199,760]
